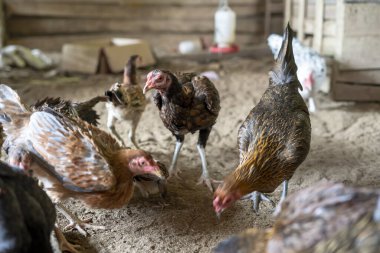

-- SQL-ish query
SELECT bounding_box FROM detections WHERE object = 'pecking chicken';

[134,160,169,198]
[213,181,380,253]
[213,24,311,214]
[32,95,108,126]
[143,70,221,192]
[105,55,147,148]
[0,160,56,253]
[267,33,327,113]
[0,84,166,236]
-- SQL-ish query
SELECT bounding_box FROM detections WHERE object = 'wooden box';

[61,38,155,74]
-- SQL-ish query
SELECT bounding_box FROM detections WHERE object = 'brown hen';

[214,181,380,253]
[105,55,147,148]
[214,24,311,214]
[0,84,165,236]
[143,69,220,191]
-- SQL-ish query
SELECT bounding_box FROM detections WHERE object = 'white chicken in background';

[267,34,327,112]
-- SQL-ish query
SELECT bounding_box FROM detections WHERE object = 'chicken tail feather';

[0,84,28,122]
[269,23,301,90]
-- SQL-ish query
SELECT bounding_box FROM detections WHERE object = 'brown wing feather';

[27,111,117,192]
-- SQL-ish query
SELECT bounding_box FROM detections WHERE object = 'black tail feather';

[269,23,301,90]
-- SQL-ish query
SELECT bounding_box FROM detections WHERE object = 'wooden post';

[313,0,324,52]
[284,0,291,27]
[264,0,272,38]
[0,0,4,48]
[297,0,306,42]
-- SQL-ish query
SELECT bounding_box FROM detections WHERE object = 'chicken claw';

[249,192,275,213]
[56,203,105,236]
[54,225,81,253]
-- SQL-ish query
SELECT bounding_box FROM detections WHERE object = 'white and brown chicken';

[105,55,147,148]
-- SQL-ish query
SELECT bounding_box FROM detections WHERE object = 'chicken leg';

[56,203,105,236]
[196,127,217,192]
[128,113,142,149]
[168,135,184,179]
[107,114,126,147]
[54,225,81,253]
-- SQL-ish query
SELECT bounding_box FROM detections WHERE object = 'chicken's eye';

[140,160,145,166]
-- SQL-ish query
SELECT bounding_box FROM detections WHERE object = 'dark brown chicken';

[0,160,56,253]
[213,24,311,214]
[0,84,166,236]
[105,55,146,148]
[143,69,220,191]
[213,181,380,253]
[32,95,107,126]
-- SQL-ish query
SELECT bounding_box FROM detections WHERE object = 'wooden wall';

[4,0,283,54]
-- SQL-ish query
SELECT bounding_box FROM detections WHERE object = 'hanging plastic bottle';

[214,0,236,48]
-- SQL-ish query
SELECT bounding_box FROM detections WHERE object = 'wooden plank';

[284,0,292,27]
[297,0,306,41]
[337,36,380,70]
[292,3,336,20]
[8,16,270,36]
[264,0,272,37]
[336,70,380,84]
[312,0,324,52]
[321,36,336,56]
[332,82,380,101]
[5,0,267,5]
[342,2,380,36]
[0,0,4,47]
[7,33,264,54]
[291,18,336,36]
[6,2,266,19]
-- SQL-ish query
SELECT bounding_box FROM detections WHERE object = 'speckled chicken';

[0,84,165,236]
[0,160,56,253]
[32,95,107,126]
[143,70,221,192]
[214,181,380,253]
[213,24,311,214]
[105,55,147,148]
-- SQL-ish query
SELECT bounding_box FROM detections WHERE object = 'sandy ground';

[2,56,380,253]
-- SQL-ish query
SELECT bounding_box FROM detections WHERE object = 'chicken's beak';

[147,166,166,179]
[143,79,155,94]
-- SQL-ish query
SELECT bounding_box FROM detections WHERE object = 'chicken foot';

[54,225,81,253]
[248,192,276,213]
[274,180,288,215]
[168,136,184,179]
[56,203,105,236]
[196,128,218,192]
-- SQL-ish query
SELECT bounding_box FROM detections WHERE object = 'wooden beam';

[297,0,306,41]
[7,16,271,36]
[312,0,324,52]
[284,0,292,27]
[6,2,266,19]
[336,70,380,84]
[332,82,380,101]
[264,0,272,38]
[5,0,267,5]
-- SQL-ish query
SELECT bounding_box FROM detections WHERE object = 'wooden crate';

[286,0,380,101]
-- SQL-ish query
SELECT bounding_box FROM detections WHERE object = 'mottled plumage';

[0,84,166,235]
[0,161,56,253]
[105,55,146,148]
[144,69,220,191]
[214,181,380,253]
[214,24,311,214]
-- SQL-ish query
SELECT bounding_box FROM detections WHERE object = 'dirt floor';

[2,56,380,253]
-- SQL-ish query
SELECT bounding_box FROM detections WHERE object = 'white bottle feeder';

[210,0,239,53]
